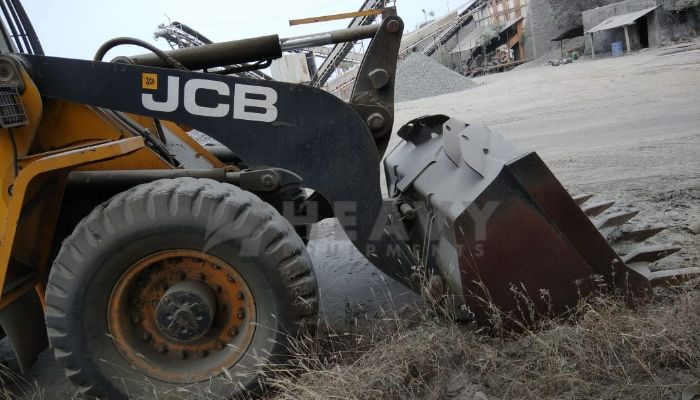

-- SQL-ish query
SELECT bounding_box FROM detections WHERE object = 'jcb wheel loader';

[0,1,695,398]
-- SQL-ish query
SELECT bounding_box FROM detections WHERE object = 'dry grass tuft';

[3,281,699,400]
[268,279,700,400]
[0,364,44,400]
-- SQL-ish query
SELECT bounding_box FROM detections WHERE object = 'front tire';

[45,178,318,399]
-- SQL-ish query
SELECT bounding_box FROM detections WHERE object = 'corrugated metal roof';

[585,6,658,34]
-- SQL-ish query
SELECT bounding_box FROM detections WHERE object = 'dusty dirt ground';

[4,41,699,398]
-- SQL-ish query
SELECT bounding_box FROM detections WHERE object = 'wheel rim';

[108,250,256,383]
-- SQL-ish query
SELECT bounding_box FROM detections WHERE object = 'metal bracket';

[237,168,302,192]
[349,15,404,158]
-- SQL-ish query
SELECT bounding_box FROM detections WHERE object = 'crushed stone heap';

[395,52,475,102]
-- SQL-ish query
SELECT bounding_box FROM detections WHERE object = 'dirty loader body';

[0,1,695,397]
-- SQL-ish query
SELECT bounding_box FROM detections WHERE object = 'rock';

[681,380,700,400]
[446,380,466,397]
[689,220,700,235]
[444,376,489,400]
[473,391,490,400]
[484,373,505,389]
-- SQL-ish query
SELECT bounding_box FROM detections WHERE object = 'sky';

[21,0,462,60]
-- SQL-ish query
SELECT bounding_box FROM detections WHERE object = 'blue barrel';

[612,41,624,57]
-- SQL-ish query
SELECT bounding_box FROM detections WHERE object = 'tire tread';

[45,177,318,399]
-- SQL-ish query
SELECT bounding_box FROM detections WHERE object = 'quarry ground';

[4,41,700,399]
[314,40,700,329]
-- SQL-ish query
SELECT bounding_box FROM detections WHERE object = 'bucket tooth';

[582,200,615,217]
[644,267,700,286]
[622,245,681,264]
[596,210,639,235]
[624,245,692,286]
[628,262,700,287]
[616,226,666,242]
[626,262,652,276]
[572,193,594,205]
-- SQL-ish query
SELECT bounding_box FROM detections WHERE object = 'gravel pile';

[395,53,475,102]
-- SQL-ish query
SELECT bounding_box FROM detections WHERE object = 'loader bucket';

[383,115,689,325]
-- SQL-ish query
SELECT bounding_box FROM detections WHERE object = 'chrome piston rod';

[280,24,379,51]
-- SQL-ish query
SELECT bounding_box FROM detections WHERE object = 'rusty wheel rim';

[108,250,256,383]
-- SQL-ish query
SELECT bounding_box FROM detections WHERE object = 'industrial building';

[584,0,700,56]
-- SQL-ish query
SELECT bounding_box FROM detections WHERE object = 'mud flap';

[0,289,48,373]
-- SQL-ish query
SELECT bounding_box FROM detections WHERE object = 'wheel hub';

[155,280,216,342]
[107,250,256,383]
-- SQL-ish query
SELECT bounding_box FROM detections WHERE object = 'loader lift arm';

[17,15,412,279]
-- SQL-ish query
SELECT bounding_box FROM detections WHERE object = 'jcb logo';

[141,75,278,123]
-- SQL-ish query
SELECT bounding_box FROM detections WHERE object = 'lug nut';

[215,340,225,350]
[158,344,168,354]
[131,316,141,325]
[229,327,239,337]
[199,350,208,358]
[197,272,206,281]
[237,308,245,319]
[236,291,244,300]
[141,332,151,342]
[226,274,235,283]
[214,284,222,293]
